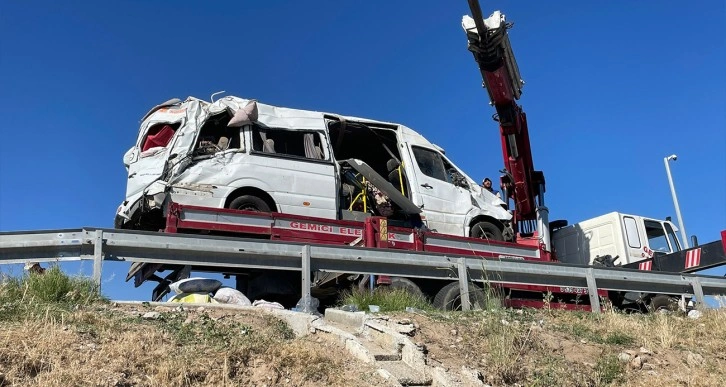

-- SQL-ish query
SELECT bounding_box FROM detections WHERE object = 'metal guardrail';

[2,228,726,313]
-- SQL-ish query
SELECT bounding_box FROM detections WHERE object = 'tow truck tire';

[470,221,504,241]
[387,277,425,299]
[433,281,486,311]
[648,294,679,312]
[228,195,271,212]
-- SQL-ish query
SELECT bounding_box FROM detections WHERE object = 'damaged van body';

[115,95,514,241]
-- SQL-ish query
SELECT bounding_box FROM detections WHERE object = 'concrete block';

[375,368,402,387]
[325,308,367,328]
[401,341,427,369]
[345,339,375,363]
[365,321,404,350]
[270,309,319,337]
[432,366,463,387]
[380,361,431,386]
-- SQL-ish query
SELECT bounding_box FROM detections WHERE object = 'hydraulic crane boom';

[463,0,548,247]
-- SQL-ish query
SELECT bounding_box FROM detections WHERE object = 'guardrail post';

[297,245,314,313]
[457,258,471,311]
[93,230,103,292]
[301,245,311,299]
[585,268,601,314]
[690,277,705,307]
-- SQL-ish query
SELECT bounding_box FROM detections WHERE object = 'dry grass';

[462,310,603,386]
[0,270,385,387]
[536,308,726,386]
[0,306,372,386]
[408,307,726,387]
[2,269,725,386]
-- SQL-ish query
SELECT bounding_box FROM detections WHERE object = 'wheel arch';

[467,215,504,235]
[224,187,278,212]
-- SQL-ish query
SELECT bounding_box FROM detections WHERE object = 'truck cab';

[552,212,682,266]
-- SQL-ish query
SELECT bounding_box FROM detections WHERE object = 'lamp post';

[664,154,689,249]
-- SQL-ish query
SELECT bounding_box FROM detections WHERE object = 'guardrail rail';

[2,228,726,313]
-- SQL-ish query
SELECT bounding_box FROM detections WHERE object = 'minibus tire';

[228,195,271,212]
[470,221,503,241]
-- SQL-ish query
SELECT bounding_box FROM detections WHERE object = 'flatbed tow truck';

[129,200,575,309]
[124,1,726,312]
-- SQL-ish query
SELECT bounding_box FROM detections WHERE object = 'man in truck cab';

[482,177,501,198]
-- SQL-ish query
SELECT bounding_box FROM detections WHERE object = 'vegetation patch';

[338,286,433,313]
[0,268,369,386]
[595,354,626,385]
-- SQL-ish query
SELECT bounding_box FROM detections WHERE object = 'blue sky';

[1,1,724,301]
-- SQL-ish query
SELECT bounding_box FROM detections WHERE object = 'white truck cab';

[552,212,683,266]
[115,95,514,241]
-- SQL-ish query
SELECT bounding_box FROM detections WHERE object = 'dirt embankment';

[0,302,724,386]
[397,307,726,386]
[0,303,387,386]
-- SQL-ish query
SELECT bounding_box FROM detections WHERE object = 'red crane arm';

[463,1,545,227]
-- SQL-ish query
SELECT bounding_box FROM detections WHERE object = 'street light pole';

[664,154,689,249]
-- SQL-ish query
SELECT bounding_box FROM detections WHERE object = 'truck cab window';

[664,223,681,252]
[644,220,671,254]
[623,216,641,248]
[412,146,447,182]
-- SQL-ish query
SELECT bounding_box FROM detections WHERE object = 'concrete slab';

[379,360,432,386]
[325,308,368,328]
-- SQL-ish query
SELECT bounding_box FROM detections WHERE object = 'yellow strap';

[397,166,405,196]
[361,177,367,213]
[348,177,368,213]
[349,192,364,211]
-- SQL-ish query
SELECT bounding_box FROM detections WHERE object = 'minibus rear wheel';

[228,195,271,212]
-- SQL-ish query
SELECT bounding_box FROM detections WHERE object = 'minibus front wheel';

[470,220,504,241]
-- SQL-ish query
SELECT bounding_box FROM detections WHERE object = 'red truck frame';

[129,201,607,311]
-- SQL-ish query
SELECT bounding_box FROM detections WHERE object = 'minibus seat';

[304,133,324,159]
[386,158,407,195]
[217,136,229,151]
[263,139,276,153]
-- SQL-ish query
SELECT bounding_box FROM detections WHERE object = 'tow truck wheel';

[433,281,486,311]
[470,221,504,241]
[228,195,271,212]
[387,277,425,299]
[648,294,679,312]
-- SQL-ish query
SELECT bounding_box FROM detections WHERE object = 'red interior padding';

[142,125,175,152]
